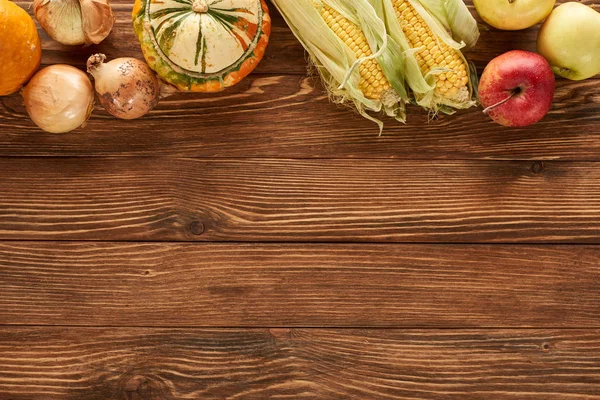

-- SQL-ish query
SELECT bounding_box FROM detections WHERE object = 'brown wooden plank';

[1,327,599,399]
[1,158,600,242]
[1,242,600,327]
[1,76,598,159]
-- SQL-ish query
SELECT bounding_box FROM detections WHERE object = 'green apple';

[537,2,600,81]
[473,0,555,30]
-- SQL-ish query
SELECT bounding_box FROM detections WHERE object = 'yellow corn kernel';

[446,87,459,97]
[392,0,469,99]
[314,1,390,100]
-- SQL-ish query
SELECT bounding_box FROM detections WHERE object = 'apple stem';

[508,0,515,3]
[482,90,519,115]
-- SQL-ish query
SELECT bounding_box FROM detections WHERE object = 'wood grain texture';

[1,76,598,159]
[1,242,600,327]
[2,2,600,397]
[1,158,600,242]
[1,327,600,399]
[0,1,597,159]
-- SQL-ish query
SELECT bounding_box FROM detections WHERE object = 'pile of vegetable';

[1,0,271,133]
[0,0,598,133]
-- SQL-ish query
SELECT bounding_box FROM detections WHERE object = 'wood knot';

[541,342,551,351]
[531,161,544,174]
[121,372,173,400]
[189,220,205,236]
[124,375,147,397]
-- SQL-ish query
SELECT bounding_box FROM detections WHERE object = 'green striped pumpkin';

[133,0,271,92]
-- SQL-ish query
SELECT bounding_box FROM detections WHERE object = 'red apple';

[478,50,555,127]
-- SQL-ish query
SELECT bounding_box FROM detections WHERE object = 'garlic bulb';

[23,65,95,133]
[34,0,114,46]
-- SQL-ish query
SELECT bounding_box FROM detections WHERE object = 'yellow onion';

[23,65,95,133]
[87,54,162,120]
[34,0,114,45]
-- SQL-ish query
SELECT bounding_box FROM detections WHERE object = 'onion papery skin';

[87,54,161,120]
[34,0,85,45]
[34,0,114,45]
[23,65,95,133]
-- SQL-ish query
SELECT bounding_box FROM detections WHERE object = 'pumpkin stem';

[192,0,208,13]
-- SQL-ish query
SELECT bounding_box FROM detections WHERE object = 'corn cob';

[393,0,469,99]
[313,1,391,100]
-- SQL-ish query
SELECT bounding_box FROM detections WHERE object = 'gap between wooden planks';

[1,158,600,242]
[0,327,599,399]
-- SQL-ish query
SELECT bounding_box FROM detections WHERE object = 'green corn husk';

[373,0,479,113]
[418,0,480,48]
[271,0,410,131]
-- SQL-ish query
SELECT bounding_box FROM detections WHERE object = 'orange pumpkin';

[0,0,42,96]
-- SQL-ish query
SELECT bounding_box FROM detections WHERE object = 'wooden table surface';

[1,1,600,398]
